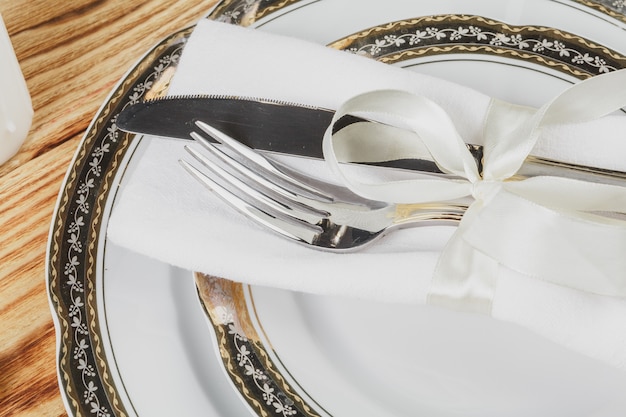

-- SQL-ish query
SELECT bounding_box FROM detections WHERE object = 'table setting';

[3,0,626,416]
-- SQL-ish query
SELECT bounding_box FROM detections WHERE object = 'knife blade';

[117,95,334,158]
[116,95,461,174]
[116,95,466,174]
[116,95,626,184]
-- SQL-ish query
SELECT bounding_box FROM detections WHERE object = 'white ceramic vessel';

[0,14,32,165]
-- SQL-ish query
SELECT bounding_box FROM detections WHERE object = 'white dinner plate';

[47,1,626,416]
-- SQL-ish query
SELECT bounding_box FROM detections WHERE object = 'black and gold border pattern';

[208,0,309,26]
[196,275,323,417]
[573,0,626,23]
[47,28,192,417]
[329,14,626,78]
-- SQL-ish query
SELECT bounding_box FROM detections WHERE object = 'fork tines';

[180,121,333,245]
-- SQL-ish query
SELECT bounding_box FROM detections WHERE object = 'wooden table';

[0,1,216,415]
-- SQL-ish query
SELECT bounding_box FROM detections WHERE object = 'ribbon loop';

[322,70,626,313]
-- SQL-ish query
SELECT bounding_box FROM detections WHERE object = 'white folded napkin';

[107,20,626,370]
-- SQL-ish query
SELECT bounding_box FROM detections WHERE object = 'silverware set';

[178,118,626,251]
[180,121,466,251]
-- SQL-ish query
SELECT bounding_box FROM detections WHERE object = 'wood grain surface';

[0,1,217,415]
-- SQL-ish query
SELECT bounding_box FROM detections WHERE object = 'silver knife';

[116,95,626,185]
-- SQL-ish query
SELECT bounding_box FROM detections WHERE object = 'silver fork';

[180,121,467,251]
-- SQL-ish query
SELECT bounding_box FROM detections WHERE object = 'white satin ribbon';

[322,69,626,314]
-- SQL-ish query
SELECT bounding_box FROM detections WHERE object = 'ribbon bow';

[322,69,626,314]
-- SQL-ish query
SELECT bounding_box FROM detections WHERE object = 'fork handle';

[393,203,466,226]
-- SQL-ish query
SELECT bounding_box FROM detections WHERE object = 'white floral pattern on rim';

[343,18,621,74]
[60,46,182,417]
[199,276,310,416]
[231,317,299,416]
